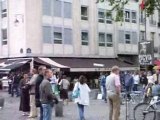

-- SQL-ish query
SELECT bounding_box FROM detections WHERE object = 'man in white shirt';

[106,66,121,120]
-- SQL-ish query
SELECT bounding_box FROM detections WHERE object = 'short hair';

[32,68,37,74]
[44,69,52,77]
[38,66,46,73]
[111,66,120,73]
[79,75,87,84]
[62,75,67,79]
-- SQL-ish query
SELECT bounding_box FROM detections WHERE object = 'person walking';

[19,74,30,116]
[133,71,140,91]
[11,74,21,97]
[73,75,91,120]
[153,68,160,84]
[35,66,46,120]
[59,75,70,105]
[40,69,58,120]
[124,71,134,99]
[28,69,38,118]
[106,66,121,120]
[99,72,107,102]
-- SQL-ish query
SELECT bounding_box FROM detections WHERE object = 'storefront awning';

[34,58,69,68]
[52,58,139,72]
[0,59,30,71]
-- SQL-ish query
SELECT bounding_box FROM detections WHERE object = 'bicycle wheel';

[133,103,155,120]
[144,111,156,120]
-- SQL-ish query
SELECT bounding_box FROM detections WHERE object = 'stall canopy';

[0,59,31,72]
[52,58,139,72]
[0,58,69,72]
[38,58,69,68]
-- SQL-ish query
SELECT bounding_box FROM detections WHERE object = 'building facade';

[0,0,159,66]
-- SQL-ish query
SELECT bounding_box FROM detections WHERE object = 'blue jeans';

[40,106,43,120]
[42,104,52,120]
[77,104,85,120]
[102,86,107,101]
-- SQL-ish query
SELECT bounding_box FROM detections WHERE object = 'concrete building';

[0,0,159,71]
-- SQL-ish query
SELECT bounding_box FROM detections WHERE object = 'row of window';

[140,31,155,41]
[43,26,138,46]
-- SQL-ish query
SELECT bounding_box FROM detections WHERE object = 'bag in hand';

[72,83,80,99]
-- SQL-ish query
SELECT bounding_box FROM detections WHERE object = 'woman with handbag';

[19,74,30,116]
[73,75,91,120]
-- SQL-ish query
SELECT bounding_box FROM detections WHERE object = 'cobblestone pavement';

[0,91,136,120]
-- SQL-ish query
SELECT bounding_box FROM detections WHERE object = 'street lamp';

[14,14,24,26]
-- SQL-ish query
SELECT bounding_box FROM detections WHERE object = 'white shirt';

[73,82,91,106]
[147,75,154,84]
[133,75,140,84]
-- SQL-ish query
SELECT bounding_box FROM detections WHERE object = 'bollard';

[156,111,160,120]
[0,97,4,109]
[55,100,63,117]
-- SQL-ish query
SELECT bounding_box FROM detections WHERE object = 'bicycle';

[133,95,160,120]
[121,91,143,104]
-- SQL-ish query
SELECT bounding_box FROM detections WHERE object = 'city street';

[0,91,135,120]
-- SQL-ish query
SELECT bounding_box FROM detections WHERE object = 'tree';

[97,0,160,21]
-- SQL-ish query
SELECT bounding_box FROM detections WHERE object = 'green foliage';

[97,0,160,21]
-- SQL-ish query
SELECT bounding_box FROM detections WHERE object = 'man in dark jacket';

[35,66,46,120]
[124,71,134,99]
[40,69,58,120]
[11,74,21,97]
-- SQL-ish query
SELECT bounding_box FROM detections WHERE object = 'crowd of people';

[98,66,160,120]
[3,64,160,120]
[5,66,90,120]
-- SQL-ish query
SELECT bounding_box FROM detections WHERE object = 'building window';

[106,11,112,24]
[42,0,51,15]
[149,14,156,26]
[54,0,62,17]
[98,9,105,23]
[140,11,145,24]
[119,30,124,43]
[81,31,89,45]
[1,0,7,18]
[64,28,72,44]
[64,2,72,18]
[2,29,7,40]
[106,34,113,47]
[81,6,88,20]
[125,10,130,22]
[43,26,52,43]
[99,33,113,47]
[125,32,131,44]
[150,32,155,41]
[132,32,138,44]
[99,33,105,46]
[131,11,136,23]
[54,27,62,44]
[1,29,7,45]
[140,31,145,41]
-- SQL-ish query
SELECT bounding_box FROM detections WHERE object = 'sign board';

[139,41,154,65]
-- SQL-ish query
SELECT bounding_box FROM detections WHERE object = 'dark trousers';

[125,86,131,99]
[133,84,138,91]
[102,86,107,102]
[11,84,19,97]
[8,84,12,94]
